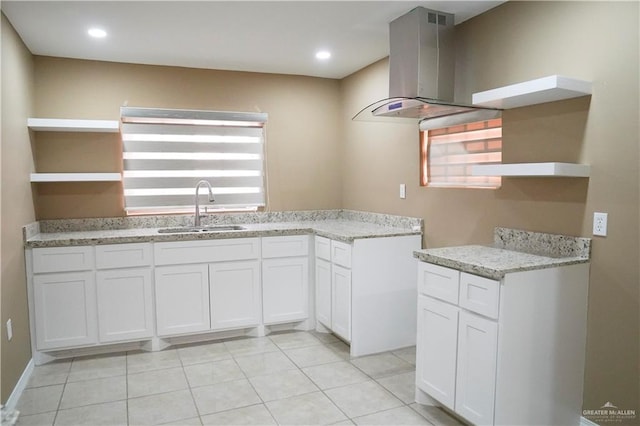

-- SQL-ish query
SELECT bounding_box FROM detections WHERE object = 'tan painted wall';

[33,57,343,218]
[1,13,36,403]
[341,1,639,415]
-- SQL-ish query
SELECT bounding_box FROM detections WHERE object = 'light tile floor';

[16,331,464,426]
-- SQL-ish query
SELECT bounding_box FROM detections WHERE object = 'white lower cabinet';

[416,261,590,425]
[262,257,309,324]
[315,235,421,355]
[261,235,310,325]
[31,244,156,350]
[315,237,352,342]
[33,271,98,350]
[153,238,262,337]
[96,268,154,342]
[416,263,498,424]
[28,232,422,364]
[155,264,211,336]
[95,243,154,343]
[331,264,351,342]
[210,261,261,330]
[416,295,498,421]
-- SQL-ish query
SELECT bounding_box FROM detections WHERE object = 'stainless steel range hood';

[353,7,498,124]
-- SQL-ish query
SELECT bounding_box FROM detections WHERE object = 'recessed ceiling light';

[88,28,107,38]
[315,50,331,60]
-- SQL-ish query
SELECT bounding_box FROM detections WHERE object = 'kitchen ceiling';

[2,1,505,79]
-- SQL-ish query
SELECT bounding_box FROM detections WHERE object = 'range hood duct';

[353,7,499,124]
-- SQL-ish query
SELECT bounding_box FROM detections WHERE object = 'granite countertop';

[413,228,591,280]
[24,210,423,248]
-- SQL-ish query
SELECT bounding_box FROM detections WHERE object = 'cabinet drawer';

[262,235,310,258]
[96,243,152,269]
[418,262,459,305]
[459,272,500,319]
[33,246,94,273]
[331,240,352,268]
[154,238,260,265]
[315,236,331,261]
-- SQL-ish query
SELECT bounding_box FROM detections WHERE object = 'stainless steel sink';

[158,225,246,234]
[201,225,246,232]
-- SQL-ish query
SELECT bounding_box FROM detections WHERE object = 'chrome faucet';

[194,180,215,227]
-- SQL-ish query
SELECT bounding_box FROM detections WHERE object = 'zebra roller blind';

[121,107,267,214]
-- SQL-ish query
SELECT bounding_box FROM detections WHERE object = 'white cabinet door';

[315,258,332,328]
[331,264,351,342]
[416,295,459,410]
[455,310,498,425]
[209,261,261,330]
[262,257,309,324]
[33,271,98,350]
[155,264,210,336]
[96,268,154,343]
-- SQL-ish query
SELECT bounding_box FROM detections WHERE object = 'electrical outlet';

[6,319,12,341]
[399,184,406,199]
[593,212,608,237]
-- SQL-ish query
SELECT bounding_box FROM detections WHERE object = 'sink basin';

[158,225,246,234]
[201,225,246,232]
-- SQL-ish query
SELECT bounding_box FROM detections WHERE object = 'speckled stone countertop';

[413,227,590,280]
[24,210,423,248]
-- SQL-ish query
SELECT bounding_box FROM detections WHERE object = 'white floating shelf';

[472,75,592,109]
[30,173,122,182]
[472,163,590,178]
[28,118,120,133]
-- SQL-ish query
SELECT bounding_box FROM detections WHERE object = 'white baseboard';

[4,358,34,411]
[581,416,600,426]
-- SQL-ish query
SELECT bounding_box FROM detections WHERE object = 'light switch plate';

[399,184,406,199]
[6,319,12,341]
[593,212,608,236]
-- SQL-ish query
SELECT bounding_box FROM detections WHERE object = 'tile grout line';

[346,353,438,424]
[125,351,130,426]
[128,348,199,425]
[288,349,354,423]
[345,355,408,423]
[272,333,411,423]
[267,333,351,425]
[312,337,429,424]
[246,334,309,424]
[188,337,278,423]
[50,356,76,424]
[237,356,279,425]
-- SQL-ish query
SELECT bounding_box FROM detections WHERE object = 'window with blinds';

[420,116,502,189]
[120,107,267,214]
